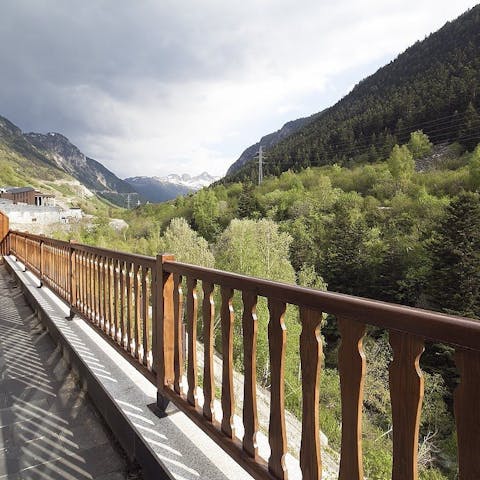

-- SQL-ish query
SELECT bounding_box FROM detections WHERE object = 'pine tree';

[427,192,480,318]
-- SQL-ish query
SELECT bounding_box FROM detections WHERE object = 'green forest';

[54,132,480,479]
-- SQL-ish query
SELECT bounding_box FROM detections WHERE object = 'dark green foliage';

[236,182,261,218]
[427,191,480,318]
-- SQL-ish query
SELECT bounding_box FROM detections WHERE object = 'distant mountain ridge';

[25,132,138,207]
[226,113,321,175]
[125,172,219,203]
[226,5,480,181]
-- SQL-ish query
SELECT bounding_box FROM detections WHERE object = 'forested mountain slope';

[226,5,480,181]
[226,112,322,175]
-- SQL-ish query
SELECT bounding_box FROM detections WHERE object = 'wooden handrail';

[5,230,480,479]
[163,260,480,351]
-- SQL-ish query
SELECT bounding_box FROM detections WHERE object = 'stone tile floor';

[0,265,142,480]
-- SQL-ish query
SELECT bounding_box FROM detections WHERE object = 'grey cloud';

[0,0,248,135]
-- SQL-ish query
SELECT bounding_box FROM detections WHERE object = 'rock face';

[25,132,137,206]
[226,113,322,175]
[125,172,220,203]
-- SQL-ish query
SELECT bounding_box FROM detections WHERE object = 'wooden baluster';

[389,331,424,480]
[57,245,61,293]
[78,252,83,312]
[120,261,126,346]
[134,264,141,358]
[82,253,87,315]
[94,255,100,324]
[89,253,94,319]
[141,266,149,365]
[221,286,235,438]
[299,307,323,480]
[102,256,108,332]
[454,348,480,480]
[146,270,153,369]
[81,250,86,313]
[242,290,259,458]
[63,247,67,298]
[113,259,119,341]
[186,277,198,406]
[64,247,68,297]
[202,281,215,421]
[89,253,94,320]
[338,318,366,480]
[173,274,184,394]
[126,262,133,352]
[106,258,113,334]
[69,243,76,314]
[267,298,288,480]
[97,256,103,327]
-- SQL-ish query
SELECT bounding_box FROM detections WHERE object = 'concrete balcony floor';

[0,264,142,480]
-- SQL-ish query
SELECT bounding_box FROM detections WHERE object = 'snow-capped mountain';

[124,172,220,203]
[160,172,220,189]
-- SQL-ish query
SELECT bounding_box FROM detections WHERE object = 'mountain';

[25,132,139,207]
[226,5,480,181]
[0,114,138,210]
[226,113,321,175]
[125,172,219,203]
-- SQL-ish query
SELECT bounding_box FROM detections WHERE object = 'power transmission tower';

[256,145,264,185]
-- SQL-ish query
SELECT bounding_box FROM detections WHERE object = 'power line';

[268,120,480,165]
[239,113,480,178]
[256,131,480,171]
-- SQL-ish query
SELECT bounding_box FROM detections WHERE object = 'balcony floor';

[0,264,141,480]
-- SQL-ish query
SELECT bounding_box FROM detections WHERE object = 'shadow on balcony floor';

[0,265,142,480]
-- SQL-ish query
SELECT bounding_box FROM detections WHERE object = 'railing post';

[155,253,175,411]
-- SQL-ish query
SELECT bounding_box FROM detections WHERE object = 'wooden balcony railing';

[2,228,480,480]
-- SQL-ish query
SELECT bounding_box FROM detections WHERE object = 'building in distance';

[0,187,55,206]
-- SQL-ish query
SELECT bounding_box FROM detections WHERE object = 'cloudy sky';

[0,1,478,178]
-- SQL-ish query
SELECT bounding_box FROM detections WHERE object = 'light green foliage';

[160,217,214,267]
[388,144,415,185]
[408,130,433,159]
[297,263,327,290]
[214,218,297,383]
[192,188,220,241]
[215,219,295,282]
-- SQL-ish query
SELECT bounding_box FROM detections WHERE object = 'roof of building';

[1,187,55,197]
[5,187,35,194]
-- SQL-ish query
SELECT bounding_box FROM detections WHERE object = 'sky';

[0,1,478,179]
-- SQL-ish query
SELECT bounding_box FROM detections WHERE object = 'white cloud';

[0,0,478,177]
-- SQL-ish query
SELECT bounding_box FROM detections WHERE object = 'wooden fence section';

[158,258,480,480]
[8,231,157,375]
[6,230,480,480]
